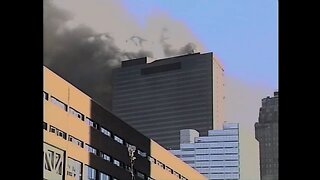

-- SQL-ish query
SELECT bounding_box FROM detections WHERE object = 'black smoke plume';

[44,0,198,109]
[44,0,154,109]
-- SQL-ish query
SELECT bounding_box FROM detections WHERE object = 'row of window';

[178,152,238,156]
[44,91,126,146]
[67,159,117,180]
[44,91,188,180]
[195,165,239,169]
[196,167,239,172]
[44,122,152,180]
[193,146,239,150]
[147,156,188,180]
[200,172,239,175]
[195,159,239,162]
[261,163,278,168]
[115,67,210,87]
[43,123,67,140]
[262,168,278,175]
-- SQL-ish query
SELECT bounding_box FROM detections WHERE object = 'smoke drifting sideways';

[44,0,204,109]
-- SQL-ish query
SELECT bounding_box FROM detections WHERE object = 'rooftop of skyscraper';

[120,52,224,69]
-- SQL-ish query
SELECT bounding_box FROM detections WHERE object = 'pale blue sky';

[121,0,278,90]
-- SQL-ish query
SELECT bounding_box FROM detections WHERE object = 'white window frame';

[69,107,84,120]
[85,117,98,129]
[50,96,67,111]
[114,135,123,145]
[113,159,120,167]
[101,127,111,137]
[100,152,111,161]
[99,172,110,180]
[85,144,97,155]
[85,165,97,180]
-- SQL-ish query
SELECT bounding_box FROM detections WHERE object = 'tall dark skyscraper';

[255,91,278,180]
[111,52,225,150]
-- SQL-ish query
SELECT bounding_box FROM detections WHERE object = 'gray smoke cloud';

[44,0,202,109]
[160,28,197,56]
[162,41,197,57]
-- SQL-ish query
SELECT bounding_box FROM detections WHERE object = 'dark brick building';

[255,91,278,180]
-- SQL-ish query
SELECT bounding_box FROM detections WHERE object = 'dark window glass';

[69,107,84,120]
[141,62,181,75]
[43,91,49,100]
[43,122,48,130]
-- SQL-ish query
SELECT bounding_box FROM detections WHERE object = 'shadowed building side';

[43,66,207,180]
[255,92,278,180]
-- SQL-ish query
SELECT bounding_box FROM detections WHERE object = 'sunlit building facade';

[171,123,240,180]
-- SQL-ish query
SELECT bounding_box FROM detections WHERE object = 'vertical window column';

[84,165,97,180]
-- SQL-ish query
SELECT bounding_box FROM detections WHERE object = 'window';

[68,135,84,148]
[137,171,145,179]
[165,166,173,174]
[49,126,67,139]
[67,158,82,180]
[181,154,194,158]
[99,172,110,180]
[113,159,120,167]
[85,144,97,155]
[147,156,156,164]
[141,62,181,75]
[43,91,48,100]
[49,125,56,133]
[49,125,66,139]
[101,127,111,137]
[114,135,123,145]
[124,165,131,172]
[181,176,188,180]
[126,142,132,148]
[85,165,97,180]
[50,96,67,111]
[43,122,48,130]
[57,130,67,140]
[173,171,180,178]
[100,152,111,161]
[137,149,147,157]
[69,107,84,120]
[85,117,98,129]
[157,160,165,169]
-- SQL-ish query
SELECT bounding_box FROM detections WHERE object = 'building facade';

[43,66,207,180]
[171,123,240,180]
[255,92,279,180]
[112,52,225,150]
